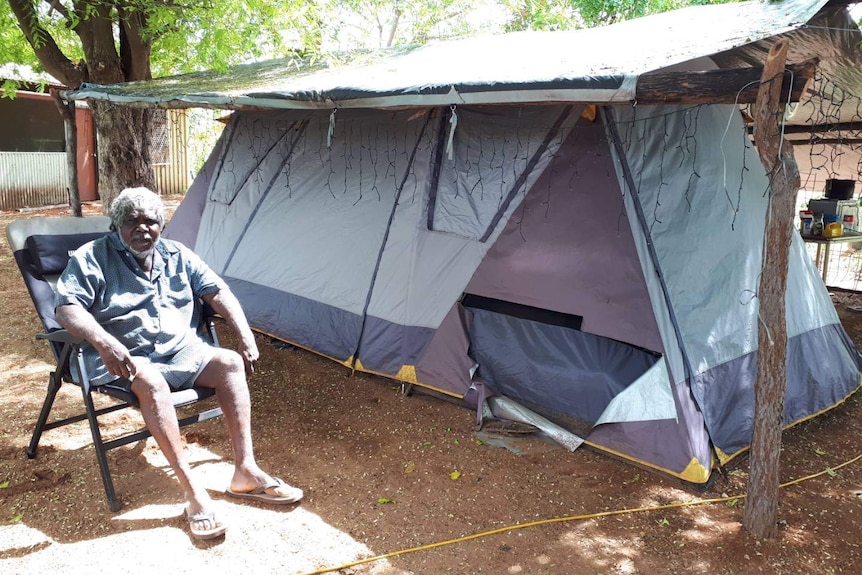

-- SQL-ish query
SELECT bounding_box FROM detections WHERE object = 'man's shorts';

[143,339,218,391]
[83,339,217,392]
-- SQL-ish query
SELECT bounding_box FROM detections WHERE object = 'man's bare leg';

[131,368,222,533]
[196,348,301,499]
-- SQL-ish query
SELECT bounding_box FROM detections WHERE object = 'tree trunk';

[78,7,154,210]
[8,0,155,213]
[743,40,803,539]
[91,101,155,208]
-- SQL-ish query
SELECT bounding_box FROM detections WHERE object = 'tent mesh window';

[428,105,575,242]
[207,109,432,206]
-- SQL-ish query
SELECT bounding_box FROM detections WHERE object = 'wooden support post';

[635,58,817,105]
[743,40,803,539]
[51,89,82,217]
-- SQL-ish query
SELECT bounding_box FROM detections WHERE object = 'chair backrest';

[7,217,112,350]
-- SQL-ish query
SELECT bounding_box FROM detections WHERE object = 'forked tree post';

[51,88,82,217]
[744,39,803,538]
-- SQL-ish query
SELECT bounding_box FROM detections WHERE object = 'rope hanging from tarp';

[327,107,337,148]
[446,105,458,160]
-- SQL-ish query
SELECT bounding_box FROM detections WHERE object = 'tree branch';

[8,0,86,86]
[117,5,153,81]
[73,2,124,85]
[43,0,70,20]
[636,58,817,105]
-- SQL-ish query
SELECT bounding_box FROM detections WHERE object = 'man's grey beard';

[120,235,155,260]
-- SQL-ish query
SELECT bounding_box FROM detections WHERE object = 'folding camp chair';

[7,216,223,512]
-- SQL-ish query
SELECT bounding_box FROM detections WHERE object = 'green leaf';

[0,480,9,489]
[1,80,19,100]
[825,467,838,478]
[10,514,23,524]
[475,439,485,445]
[449,470,462,480]
[657,517,669,526]
[377,497,393,504]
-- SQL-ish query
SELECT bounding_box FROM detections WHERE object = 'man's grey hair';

[108,187,166,230]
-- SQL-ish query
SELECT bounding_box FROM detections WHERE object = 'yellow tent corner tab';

[679,457,713,484]
[395,364,418,383]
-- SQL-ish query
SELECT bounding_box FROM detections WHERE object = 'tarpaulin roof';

[62,0,853,110]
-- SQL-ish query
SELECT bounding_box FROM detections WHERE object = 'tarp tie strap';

[446,105,458,160]
[327,108,337,148]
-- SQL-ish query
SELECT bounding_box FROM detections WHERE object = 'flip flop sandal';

[187,511,227,540]
[226,477,304,504]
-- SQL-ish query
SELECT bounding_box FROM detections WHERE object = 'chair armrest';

[36,329,85,345]
[199,302,219,347]
[202,300,218,321]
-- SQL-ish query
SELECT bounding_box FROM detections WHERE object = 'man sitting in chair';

[54,187,302,540]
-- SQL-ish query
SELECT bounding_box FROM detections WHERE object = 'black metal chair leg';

[26,372,63,459]
[81,386,122,512]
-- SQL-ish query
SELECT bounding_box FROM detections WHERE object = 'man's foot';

[226,477,304,505]
[186,508,227,540]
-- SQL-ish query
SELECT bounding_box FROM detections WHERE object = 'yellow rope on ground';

[297,454,861,575]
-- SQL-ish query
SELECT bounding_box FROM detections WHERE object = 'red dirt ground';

[0,199,859,575]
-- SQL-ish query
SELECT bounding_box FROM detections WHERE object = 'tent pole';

[477,106,575,243]
[219,116,311,275]
[601,105,724,475]
[350,112,435,368]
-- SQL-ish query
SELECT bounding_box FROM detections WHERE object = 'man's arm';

[202,288,260,373]
[55,304,139,381]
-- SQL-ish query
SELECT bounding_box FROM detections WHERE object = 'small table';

[801,230,862,282]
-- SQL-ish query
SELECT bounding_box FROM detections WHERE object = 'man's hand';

[238,336,260,374]
[56,304,137,380]
[94,340,138,381]
[204,289,260,374]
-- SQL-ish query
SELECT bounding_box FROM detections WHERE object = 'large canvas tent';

[64,0,862,483]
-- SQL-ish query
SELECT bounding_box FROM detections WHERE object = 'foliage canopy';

[0,0,746,87]
[0,0,321,87]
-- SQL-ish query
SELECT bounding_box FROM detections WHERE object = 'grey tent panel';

[355,316,435,376]
[414,304,474,396]
[226,276,362,362]
[588,415,711,479]
[430,105,578,241]
[365,104,578,332]
[612,101,861,458]
[698,323,862,456]
[465,115,665,353]
[588,360,715,479]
